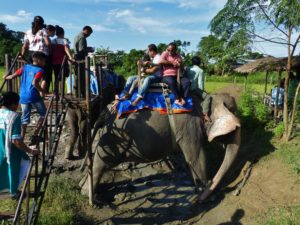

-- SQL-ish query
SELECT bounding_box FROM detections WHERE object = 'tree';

[210,0,300,140]
[198,34,261,76]
[0,23,23,65]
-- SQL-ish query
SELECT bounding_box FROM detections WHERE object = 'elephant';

[80,93,241,202]
[64,72,125,159]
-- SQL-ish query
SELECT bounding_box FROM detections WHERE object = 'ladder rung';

[0,212,15,220]
[30,173,48,178]
[28,191,44,198]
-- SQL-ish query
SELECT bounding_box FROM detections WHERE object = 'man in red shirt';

[159,42,190,106]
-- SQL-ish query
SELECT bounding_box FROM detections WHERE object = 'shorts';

[21,100,46,125]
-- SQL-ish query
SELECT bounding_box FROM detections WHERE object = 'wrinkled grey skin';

[65,98,102,159]
[65,74,126,159]
[81,94,241,202]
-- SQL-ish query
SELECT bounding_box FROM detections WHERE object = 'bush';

[273,122,285,138]
[238,90,269,129]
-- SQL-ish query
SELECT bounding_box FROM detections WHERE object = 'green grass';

[0,176,87,225]
[206,71,280,85]
[37,176,86,225]
[274,135,300,175]
[252,206,300,225]
[205,81,271,95]
[205,82,231,93]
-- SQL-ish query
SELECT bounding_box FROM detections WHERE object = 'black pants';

[74,63,86,98]
[53,64,69,95]
[162,76,190,100]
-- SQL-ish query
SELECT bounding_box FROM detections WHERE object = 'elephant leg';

[80,133,122,195]
[78,118,87,158]
[199,127,241,202]
[80,147,108,195]
[65,110,79,159]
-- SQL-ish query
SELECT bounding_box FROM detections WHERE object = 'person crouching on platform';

[185,56,212,122]
[0,92,40,197]
[5,52,47,146]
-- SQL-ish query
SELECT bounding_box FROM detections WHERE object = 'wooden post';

[85,56,93,205]
[264,71,269,95]
[1,53,20,93]
[96,64,102,97]
[61,60,66,100]
[68,62,72,98]
[244,75,247,90]
[77,62,81,98]
[287,82,300,139]
[177,67,181,86]
[137,60,142,88]
[5,54,12,92]
[274,69,282,121]
[25,174,30,225]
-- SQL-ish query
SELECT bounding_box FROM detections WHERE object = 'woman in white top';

[21,16,53,92]
[51,25,74,96]
[21,16,50,61]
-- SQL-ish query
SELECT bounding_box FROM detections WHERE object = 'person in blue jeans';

[117,44,162,106]
[5,52,47,146]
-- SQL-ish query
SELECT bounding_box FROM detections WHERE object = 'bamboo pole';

[5,54,12,92]
[85,56,93,205]
[264,71,269,95]
[274,69,282,121]
[1,53,20,93]
[96,64,102,96]
[287,82,300,140]
[137,60,142,88]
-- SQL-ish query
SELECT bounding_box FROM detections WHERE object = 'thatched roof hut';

[234,56,300,74]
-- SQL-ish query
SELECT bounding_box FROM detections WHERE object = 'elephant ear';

[207,101,240,142]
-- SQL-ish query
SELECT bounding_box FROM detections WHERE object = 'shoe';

[29,135,43,146]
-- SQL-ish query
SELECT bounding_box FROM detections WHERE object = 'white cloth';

[5,111,19,164]
[187,65,204,90]
[18,158,30,185]
[51,37,68,46]
[24,28,49,55]
[152,54,162,77]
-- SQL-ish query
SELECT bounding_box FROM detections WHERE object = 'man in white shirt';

[117,44,162,106]
[186,56,212,122]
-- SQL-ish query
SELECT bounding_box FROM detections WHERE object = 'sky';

[0,0,292,57]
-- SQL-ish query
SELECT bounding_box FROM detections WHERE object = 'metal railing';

[0,53,107,224]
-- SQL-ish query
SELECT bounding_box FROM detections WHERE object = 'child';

[5,52,47,145]
[0,92,40,196]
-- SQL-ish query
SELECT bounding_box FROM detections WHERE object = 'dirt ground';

[51,84,300,225]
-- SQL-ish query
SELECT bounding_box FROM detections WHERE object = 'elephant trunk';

[199,127,241,201]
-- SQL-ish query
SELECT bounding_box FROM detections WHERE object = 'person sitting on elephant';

[159,42,190,106]
[116,44,162,106]
[185,56,212,122]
